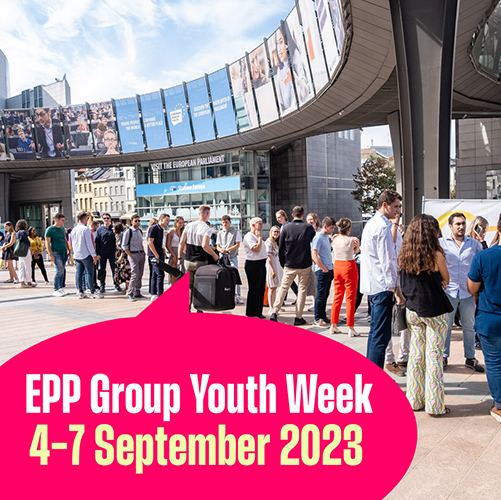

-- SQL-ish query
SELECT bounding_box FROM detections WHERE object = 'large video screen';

[248,44,279,125]
[61,104,93,157]
[229,57,258,131]
[33,106,67,159]
[284,8,315,104]
[207,68,238,138]
[298,0,329,92]
[163,85,193,147]
[139,91,169,150]
[1,109,36,160]
[329,0,345,52]
[186,77,216,143]
[267,28,298,116]
[115,97,144,154]
[316,0,340,75]
[88,101,119,155]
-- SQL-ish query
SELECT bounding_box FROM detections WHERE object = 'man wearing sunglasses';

[95,213,119,293]
[123,215,145,301]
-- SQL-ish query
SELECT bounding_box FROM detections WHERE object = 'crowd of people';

[2,194,500,423]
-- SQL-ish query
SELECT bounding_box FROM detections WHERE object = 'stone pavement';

[0,263,499,498]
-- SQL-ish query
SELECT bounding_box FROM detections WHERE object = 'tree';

[351,155,396,213]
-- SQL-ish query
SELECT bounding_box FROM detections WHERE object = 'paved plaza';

[1,260,499,498]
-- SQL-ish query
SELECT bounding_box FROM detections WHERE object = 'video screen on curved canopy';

[61,104,93,157]
[88,101,120,156]
[163,85,193,147]
[186,77,216,143]
[140,91,169,150]
[229,57,258,131]
[298,0,329,91]
[329,0,345,53]
[1,109,35,160]
[267,28,298,116]
[208,68,238,138]
[115,97,144,154]
[33,106,67,159]
[248,44,279,125]
[284,8,315,104]
[316,0,340,75]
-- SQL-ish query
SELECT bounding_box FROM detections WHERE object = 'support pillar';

[389,0,459,219]
[0,173,10,223]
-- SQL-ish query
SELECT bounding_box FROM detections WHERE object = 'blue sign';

[163,86,193,147]
[186,77,216,143]
[139,91,169,150]
[136,176,240,197]
[114,97,144,153]
[207,69,237,138]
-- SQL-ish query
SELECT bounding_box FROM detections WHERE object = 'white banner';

[423,198,501,244]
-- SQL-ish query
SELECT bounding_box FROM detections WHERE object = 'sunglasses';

[103,217,110,220]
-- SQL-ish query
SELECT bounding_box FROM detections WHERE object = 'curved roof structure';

[1,0,501,175]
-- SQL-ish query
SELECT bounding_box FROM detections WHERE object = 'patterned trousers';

[406,310,449,414]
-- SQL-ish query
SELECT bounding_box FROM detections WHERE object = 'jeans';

[76,256,95,294]
[150,254,165,297]
[444,294,476,360]
[99,253,116,286]
[314,269,333,321]
[229,256,241,297]
[477,332,501,409]
[367,291,394,369]
[53,252,67,291]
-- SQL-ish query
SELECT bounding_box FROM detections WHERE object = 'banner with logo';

[163,85,193,147]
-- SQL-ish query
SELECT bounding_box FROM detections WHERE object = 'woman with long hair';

[113,223,131,291]
[166,216,185,285]
[265,226,283,315]
[399,214,453,416]
[28,227,49,284]
[466,215,489,250]
[330,218,360,336]
[1,222,19,283]
[15,219,37,288]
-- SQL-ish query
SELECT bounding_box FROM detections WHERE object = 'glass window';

[257,177,269,189]
[191,192,203,207]
[241,177,254,190]
[257,189,270,203]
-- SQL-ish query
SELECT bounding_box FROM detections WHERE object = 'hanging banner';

[186,77,216,143]
[61,104,93,156]
[164,86,193,147]
[1,109,36,160]
[114,97,144,154]
[316,0,340,75]
[329,0,345,52]
[229,56,259,131]
[140,91,169,150]
[207,69,238,138]
[33,107,67,159]
[88,101,119,155]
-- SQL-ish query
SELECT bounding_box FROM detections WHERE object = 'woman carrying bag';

[28,227,49,284]
[14,219,37,288]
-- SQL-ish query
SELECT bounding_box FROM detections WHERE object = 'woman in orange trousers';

[330,218,360,337]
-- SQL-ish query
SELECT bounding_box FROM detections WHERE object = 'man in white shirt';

[71,212,102,299]
[360,189,404,369]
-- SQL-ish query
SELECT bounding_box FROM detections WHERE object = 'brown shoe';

[397,361,408,369]
[491,407,501,423]
[385,362,405,377]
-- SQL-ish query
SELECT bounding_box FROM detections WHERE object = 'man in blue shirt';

[468,214,501,423]
[440,212,483,372]
[311,216,336,327]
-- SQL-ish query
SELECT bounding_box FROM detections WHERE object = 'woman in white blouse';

[243,217,268,318]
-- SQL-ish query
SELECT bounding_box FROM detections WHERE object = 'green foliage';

[351,156,396,213]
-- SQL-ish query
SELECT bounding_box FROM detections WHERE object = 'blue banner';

[136,176,240,197]
[186,77,216,143]
[207,69,237,138]
[163,85,193,147]
[139,91,169,150]
[114,97,144,153]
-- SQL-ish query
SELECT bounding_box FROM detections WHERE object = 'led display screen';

[61,104,93,157]
[316,0,340,75]
[229,57,258,131]
[139,91,169,150]
[163,85,193,147]
[186,77,216,143]
[1,109,35,160]
[207,68,238,138]
[115,97,144,154]
[88,101,119,155]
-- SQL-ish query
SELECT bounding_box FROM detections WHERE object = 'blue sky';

[1,0,291,104]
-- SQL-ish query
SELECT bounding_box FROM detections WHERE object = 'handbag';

[392,303,408,334]
[12,238,29,258]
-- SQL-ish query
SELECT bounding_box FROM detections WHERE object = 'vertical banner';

[298,0,329,91]
[61,104,93,156]
[248,45,279,125]
[139,91,169,150]
[163,85,193,147]
[1,109,35,160]
[267,28,298,116]
[186,77,216,143]
[88,101,119,155]
[329,0,345,52]
[284,8,315,104]
[316,0,340,75]
[207,68,238,138]
[229,57,258,131]
[114,97,144,154]
[33,107,66,159]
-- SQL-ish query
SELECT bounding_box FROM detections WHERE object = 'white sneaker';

[13,279,19,284]
[77,293,86,299]
[329,325,341,334]
[53,290,65,297]
[308,305,315,312]
[150,294,158,302]
[90,292,103,299]
[85,289,92,295]
[235,296,245,304]
[60,288,69,296]
[348,328,360,337]
[30,283,37,287]
[313,319,329,328]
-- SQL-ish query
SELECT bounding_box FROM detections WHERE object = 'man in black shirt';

[95,213,118,293]
[270,206,315,325]
[147,213,170,301]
